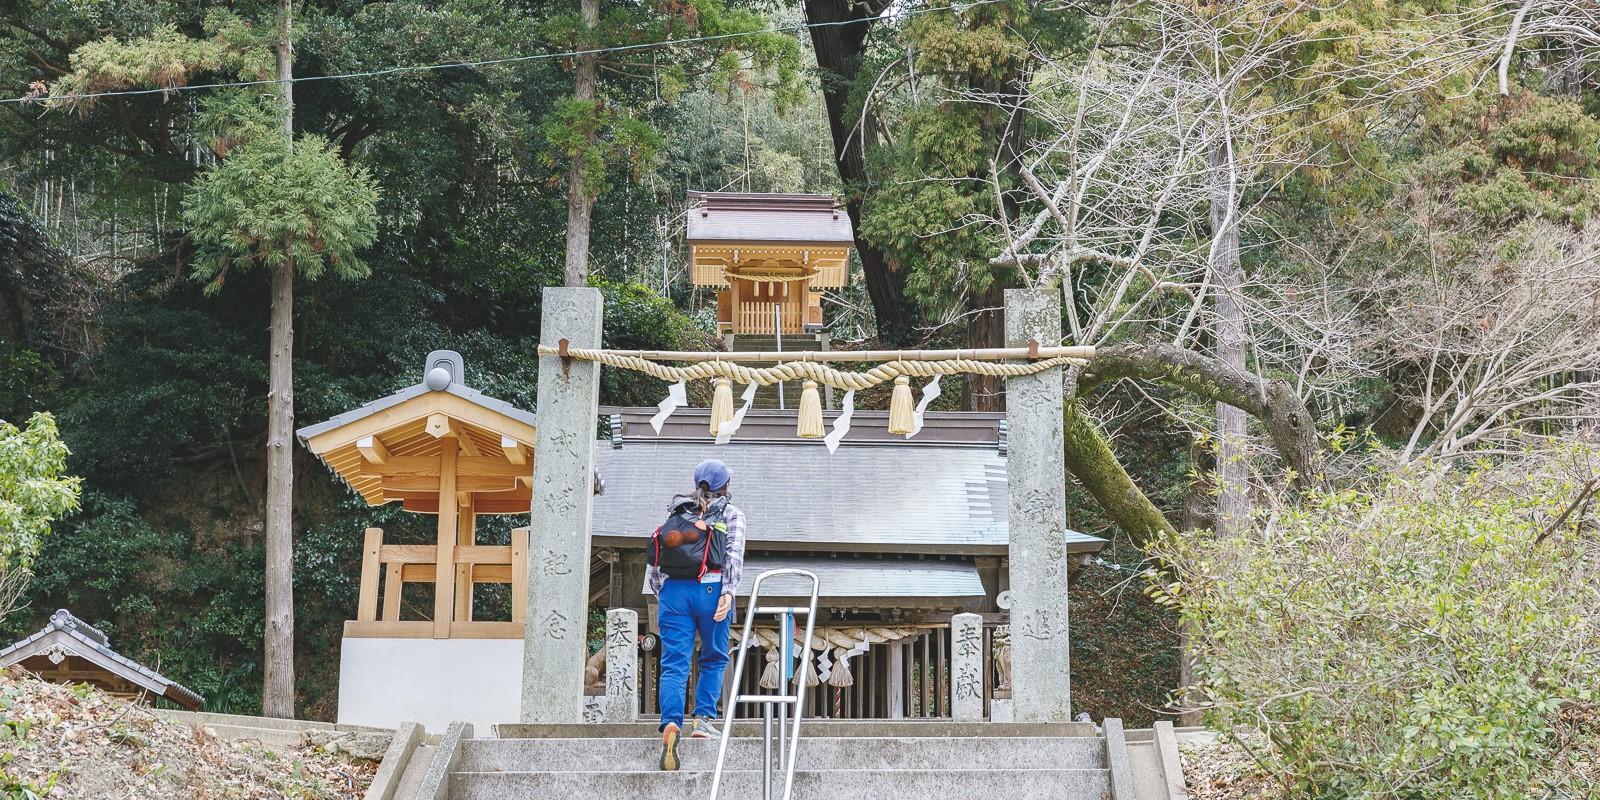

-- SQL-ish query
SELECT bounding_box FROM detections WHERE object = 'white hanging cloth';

[907,375,941,438]
[649,380,687,434]
[823,389,855,453]
[715,382,759,445]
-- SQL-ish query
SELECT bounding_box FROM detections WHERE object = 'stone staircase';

[374,718,1193,800]
[725,333,829,410]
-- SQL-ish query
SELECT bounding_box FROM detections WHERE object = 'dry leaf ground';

[0,667,375,799]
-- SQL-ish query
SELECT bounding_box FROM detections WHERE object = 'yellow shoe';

[660,723,681,771]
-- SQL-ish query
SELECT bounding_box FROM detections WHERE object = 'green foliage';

[184,130,379,292]
[0,413,80,574]
[1149,454,1600,797]
[49,10,275,102]
[1422,93,1600,228]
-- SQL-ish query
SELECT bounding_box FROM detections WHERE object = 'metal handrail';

[708,568,821,800]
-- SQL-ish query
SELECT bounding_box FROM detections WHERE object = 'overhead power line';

[1,0,1010,106]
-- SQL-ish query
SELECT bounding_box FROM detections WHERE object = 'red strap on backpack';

[696,514,712,579]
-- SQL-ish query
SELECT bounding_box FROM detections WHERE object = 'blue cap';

[693,459,731,491]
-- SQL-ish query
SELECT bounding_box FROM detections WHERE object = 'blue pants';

[657,578,731,730]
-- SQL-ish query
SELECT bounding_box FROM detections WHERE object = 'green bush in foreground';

[1150,453,1600,798]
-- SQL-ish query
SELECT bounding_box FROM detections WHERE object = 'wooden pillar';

[888,642,905,719]
[357,528,382,622]
[454,497,476,623]
[433,445,459,638]
[383,562,403,621]
[510,527,530,623]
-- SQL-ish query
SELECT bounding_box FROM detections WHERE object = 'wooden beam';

[380,475,518,493]
[358,456,532,478]
[455,501,476,623]
[403,497,532,514]
[455,425,480,457]
[400,563,512,583]
[511,528,529,624]
[383,562,403,621]
[356,436,390,465]
[433,446,459,639]
[357,528,382,622]
[502,436,527,465]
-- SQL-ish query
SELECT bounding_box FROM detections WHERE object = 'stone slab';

[449,768,1112,800]
[950,612,984,720]
[492,720,1101,739]
[458,735,1106,772]
[365,722,421,800]
[1004,288,1072,722]
[416,721,472,800]
[1103,717,1135,800]
[604,609,639,722]
[523,287,604,724]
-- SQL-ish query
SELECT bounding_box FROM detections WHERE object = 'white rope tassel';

[649,380,687,434]
[715,382,759,444]
[824,389,855,453]
[908,375,941,438]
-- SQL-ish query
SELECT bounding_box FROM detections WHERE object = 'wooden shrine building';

[593,406,1108,720]
[0,609,203,709]
[296,350,540,729]
[687,192,853,336]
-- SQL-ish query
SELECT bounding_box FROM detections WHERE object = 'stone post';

[521,287,604,724]
[1004,288,1072,722]
[604,608,639,722]
[950,612,984,720]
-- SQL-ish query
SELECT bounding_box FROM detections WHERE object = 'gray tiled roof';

[295,350,536,443]
[685,192,853,244]
[591,438,1106,555]
[0,610,203,709]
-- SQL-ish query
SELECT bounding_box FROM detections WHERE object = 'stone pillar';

[604,608,639,722]
[521,287,604,724]
[950,612,984,720]
[1004,288,1072,722]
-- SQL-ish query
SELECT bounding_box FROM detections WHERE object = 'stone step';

[728,335,826,352]
[494,720,1100,739]
[159,709,340,733]
[449,767,1111,800]
[398,743,436,799]
[459,735,1106,773]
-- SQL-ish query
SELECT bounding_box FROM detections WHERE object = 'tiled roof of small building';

[592,408,1107,556]
[0,610,203,709]
[685,192,854,244]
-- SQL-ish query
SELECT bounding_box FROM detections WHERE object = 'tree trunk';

[563,0,600,288]
[963,280,1006,410]
[261,0,296,720]
[803,0,915,344]
[1208,142,1249,537]
[1061,402,1175,546]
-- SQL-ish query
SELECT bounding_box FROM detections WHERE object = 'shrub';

[1149,452,1600,798]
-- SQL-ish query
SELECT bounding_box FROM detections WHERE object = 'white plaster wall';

[338,637,523,733]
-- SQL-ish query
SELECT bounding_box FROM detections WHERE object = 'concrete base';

[339,637,522,733]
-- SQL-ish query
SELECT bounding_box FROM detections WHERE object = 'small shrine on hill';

[686,192,853,336]
[296,350,541,729]
[0,609,203,709]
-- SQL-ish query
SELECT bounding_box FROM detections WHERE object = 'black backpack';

[649,495,730,580]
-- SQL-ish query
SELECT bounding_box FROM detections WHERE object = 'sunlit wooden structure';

[686,192,853,335]
[296,350,537,641]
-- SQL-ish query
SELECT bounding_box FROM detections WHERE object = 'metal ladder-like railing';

[708,568,820,800]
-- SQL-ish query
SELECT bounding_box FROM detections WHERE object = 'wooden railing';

[734,301,803,335]
[345,527,529,639]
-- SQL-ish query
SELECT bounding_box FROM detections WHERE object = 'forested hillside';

[2,3,1598,787]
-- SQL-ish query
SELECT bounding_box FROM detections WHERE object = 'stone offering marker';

[522,287,604,724]
[604,609,639,722]
[950,612,984,720]
[1004,288,1072,722]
